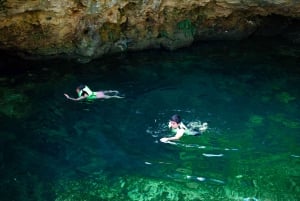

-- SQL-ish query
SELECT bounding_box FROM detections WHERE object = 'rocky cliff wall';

[0,0,299,62]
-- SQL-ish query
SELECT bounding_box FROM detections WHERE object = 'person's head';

[76,84,86,93]
[169,114,181,128]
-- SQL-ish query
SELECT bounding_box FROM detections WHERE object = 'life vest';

[77,86,97,100]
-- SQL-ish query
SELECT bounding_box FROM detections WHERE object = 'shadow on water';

[0,37,299,200]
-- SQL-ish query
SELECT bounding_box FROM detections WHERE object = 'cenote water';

[0,37,299,201]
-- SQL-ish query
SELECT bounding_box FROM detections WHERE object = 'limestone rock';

[0,0,299,62]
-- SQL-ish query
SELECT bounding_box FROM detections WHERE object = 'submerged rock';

[54,175,211,201]
[276,91,296,104]
[0,88,31,118]
[247,115,264,127]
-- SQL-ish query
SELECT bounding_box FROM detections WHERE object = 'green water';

[0,38,299,201]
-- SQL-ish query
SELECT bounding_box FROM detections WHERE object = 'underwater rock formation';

[0,0,299,62]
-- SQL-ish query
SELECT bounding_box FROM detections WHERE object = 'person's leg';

[199,123,208,132]
[95,91,105,98]
[103,90,119,94]
[109,95,124,99]
[189,129,201,136]
[102,91,124,99]
[102,95,124,99]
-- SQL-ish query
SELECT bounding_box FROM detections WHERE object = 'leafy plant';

[177,19,196,37]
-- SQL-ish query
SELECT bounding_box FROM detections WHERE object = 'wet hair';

[76,84,88,96]
[170,114,181,124]
[77,84,86,90]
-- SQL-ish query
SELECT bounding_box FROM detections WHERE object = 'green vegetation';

[176,19,196,37]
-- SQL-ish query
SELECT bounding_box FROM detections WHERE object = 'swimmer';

[160,114,208,143]
[64,84,124,101]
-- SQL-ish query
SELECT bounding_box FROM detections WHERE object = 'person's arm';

[64,93,87,101]
[160,129,185,142]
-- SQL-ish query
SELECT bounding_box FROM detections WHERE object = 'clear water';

[0,37,299,201]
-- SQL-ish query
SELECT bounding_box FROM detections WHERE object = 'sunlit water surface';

[0,38,299,201]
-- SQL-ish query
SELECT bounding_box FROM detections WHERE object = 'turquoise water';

[0,37,299,201]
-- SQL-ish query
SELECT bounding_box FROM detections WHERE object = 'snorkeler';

[64,85,124,101]
[160,114,208,143]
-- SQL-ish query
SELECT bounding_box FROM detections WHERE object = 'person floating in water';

[160,114,208,143]
[64,85,124,101]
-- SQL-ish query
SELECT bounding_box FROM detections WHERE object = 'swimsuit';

[95,91,105,98]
